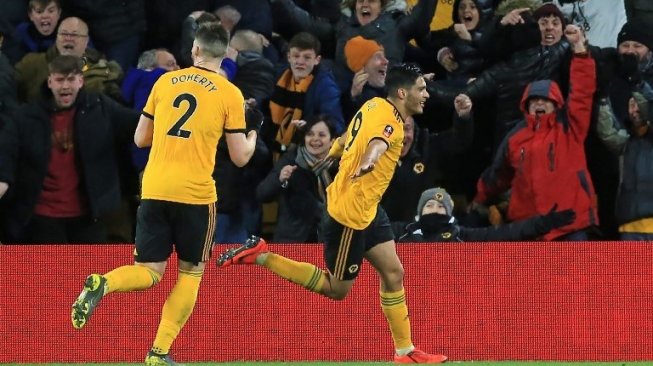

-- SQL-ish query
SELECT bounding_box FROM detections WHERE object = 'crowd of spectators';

[0,0,652,244]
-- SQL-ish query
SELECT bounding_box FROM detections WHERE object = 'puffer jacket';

[474,54,598,240]
[428,40,571,145]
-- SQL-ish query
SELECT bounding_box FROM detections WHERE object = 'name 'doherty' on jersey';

[170,73,218,92]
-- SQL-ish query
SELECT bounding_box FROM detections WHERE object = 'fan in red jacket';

[473,24,598,241]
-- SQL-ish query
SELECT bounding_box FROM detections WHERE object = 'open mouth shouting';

[462,15,476,28]
[357,5,378,26]
[38,20,55,35]
[542,32,557,44]
[57,90,75,106]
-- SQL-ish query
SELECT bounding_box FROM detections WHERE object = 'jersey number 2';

[167,93,197,138]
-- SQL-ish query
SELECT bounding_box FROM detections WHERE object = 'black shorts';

[135,199,217,265]
[319,205,394,281]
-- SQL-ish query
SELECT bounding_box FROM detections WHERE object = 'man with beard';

[0,55,139,243]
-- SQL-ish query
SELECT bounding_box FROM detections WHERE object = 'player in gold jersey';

[71,23,257,366]
[218,64,448,364]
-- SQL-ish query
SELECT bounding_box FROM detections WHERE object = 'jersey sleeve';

[368,105,402,147]
[224,85,247,133]
[142,77,161,120]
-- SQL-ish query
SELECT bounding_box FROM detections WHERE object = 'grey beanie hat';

[417,187,454,217]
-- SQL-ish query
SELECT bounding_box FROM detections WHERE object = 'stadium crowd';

[1,0,652,244]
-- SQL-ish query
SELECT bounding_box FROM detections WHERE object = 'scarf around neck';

[269,69,315,147]
[295,145,332,202]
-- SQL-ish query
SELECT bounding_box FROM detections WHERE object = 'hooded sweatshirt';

[474,52,597,240]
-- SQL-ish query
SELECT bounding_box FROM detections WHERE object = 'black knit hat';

[617,21,653,51]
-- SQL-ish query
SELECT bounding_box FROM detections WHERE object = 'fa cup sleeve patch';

[383,125,394,137]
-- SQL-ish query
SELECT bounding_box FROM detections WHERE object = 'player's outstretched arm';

[226,130,257,167]
[352,138,388,178]
[134,114,154,148]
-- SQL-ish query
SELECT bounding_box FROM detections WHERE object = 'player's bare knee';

[381,266,404,289]
[321,280,352,300]
[136,261,167,279]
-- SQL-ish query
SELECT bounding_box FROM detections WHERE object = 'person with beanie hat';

[618,21,653,52]
[344,35,385,73]
[395,187,576,242]
[617,21,653,77]
[344,36,389,111]
[596,90,653,240]
[417,188,455,218]
[270,0,437,80]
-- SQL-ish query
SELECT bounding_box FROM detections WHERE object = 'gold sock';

[263,253,327,293]
[151,269,202,355]
[381,288,413,351]
[103,265,161,294]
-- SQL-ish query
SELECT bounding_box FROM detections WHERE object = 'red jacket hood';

[520,79,564,113]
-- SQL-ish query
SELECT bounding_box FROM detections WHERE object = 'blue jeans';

[214,213,248,245]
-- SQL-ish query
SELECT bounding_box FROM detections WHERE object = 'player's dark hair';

[385,63,423,97]
[288,32,321,55]
[195,22,229,59]
[48,55,83,75]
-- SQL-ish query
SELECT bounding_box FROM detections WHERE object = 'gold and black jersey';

[327,97,404,229]
[141,66,246,204]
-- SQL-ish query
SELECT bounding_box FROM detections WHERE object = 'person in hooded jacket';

[395,187,575,242]
[472,23,597,241]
